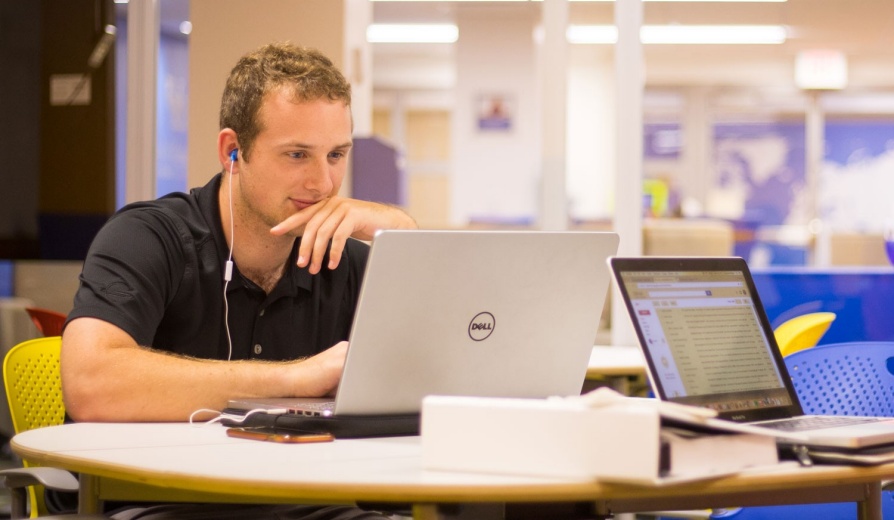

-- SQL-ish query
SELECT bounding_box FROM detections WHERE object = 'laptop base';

[220,408,420,438]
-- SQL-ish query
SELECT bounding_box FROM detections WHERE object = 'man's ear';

[217,128,240,168]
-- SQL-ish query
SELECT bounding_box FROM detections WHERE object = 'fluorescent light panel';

[367,24,459,43]
[568,24,787,44]
[370,0,787,3]
[368,23,786,45]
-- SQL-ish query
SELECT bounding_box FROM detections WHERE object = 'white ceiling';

[370,0,894,91]
[147,1,894,92]
[372,0,894,55]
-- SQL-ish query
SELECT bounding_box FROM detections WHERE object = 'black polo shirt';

[69,173,369,361]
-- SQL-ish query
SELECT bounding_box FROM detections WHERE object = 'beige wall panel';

[408,175,450,230]
[372,108,392,141]
[406,110,450,162]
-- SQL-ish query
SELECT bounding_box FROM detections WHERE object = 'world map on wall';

[706,121,894,232]
[710,123,806,227]
[820,121,894,232]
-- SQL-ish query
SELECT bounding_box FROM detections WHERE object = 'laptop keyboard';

[758,415,880,432]
[302,401,335,411]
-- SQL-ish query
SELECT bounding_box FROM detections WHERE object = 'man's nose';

[304,157,334,193]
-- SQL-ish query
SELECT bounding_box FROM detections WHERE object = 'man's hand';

[296,341,348,397]
[270,197,416,274]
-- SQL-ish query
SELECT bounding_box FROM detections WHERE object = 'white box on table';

[421,395,778,485]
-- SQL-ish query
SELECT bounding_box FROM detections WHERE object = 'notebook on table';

[224,229,619,437]
[609,256,894,450]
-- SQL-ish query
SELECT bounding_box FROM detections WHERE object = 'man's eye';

[288,152,306,159]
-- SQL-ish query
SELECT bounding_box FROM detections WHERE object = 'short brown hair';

[219,42,352,160]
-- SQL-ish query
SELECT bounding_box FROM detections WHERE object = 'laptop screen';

[610,257,803,422]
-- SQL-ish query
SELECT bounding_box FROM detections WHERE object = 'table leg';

[77,474,102,514]
[857,482,883,520]
[412,503,504,519]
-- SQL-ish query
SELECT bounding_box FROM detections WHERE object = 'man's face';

[235,88,353,231]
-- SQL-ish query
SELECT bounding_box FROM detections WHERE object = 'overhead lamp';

[568,25,787,45]
[564,0,787,2]
[795,49,848,90]
[367,24,459,43]
[370,0,787,3]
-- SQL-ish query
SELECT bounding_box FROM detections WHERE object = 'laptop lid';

[230,230,619,418]
[330,230,619,415]
[608,256,804,423]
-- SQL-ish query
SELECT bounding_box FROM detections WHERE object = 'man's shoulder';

[107,194,205,236]
[108,177,219,237]
[116,192,198,218]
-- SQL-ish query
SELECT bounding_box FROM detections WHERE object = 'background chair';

[708,341,894,519]
[773,311,836,357]
[785,341,894,417]
[24,308,66,338]
[0,336,104,518]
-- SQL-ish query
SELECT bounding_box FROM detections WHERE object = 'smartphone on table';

[226,426,334,444]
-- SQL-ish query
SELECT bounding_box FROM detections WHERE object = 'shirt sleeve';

[69,206,193,347]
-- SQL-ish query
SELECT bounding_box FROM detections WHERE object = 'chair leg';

[8,486,27,520]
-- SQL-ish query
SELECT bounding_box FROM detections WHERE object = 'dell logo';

[468,312,496,341]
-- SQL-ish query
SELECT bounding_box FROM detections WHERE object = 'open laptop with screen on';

[609,256,894,449]
[226,230,619,435]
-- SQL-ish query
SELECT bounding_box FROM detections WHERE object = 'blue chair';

[786,341,894,417]
[709,342,894,519]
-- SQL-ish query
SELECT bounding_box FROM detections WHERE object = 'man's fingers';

[270,211,311,237]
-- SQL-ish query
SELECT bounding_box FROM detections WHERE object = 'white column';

[681,87,710,211]
[539,0,569,231]
[344,0,373,137]
[125,0,158,204]
[611,0,644,347]
[805,91,826,266]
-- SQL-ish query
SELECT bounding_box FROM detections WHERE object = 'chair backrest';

[24,307,67,338]
[3,336,67,517]
[3,337,66,434]
[773,311,836,357]
[784,341,894,417]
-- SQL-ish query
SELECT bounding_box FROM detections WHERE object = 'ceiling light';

[565,0,787,2]
[370,0,787,3]
[367,24,459,43]
[568,25,787,45]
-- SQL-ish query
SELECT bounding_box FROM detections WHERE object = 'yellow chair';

[0,336,103,518]
[773,311,836,357]
[1,338,230,517]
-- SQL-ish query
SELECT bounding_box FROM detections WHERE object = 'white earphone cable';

[223,156,236,361]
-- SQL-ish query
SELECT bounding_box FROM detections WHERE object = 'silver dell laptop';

[229,229,619,417]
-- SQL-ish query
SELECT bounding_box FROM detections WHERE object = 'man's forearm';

[61,318,343,422]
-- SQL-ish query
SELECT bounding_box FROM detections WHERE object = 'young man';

[59,43,415,519]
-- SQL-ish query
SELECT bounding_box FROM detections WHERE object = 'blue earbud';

[229,149,238,162]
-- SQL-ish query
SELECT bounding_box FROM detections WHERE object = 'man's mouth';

[290,198,319,211]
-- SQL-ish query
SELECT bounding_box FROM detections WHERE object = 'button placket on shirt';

[252,307,266,357]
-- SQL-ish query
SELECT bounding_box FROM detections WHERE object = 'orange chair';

[24,308,67,337]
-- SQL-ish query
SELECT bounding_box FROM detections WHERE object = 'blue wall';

[753,267,894,344]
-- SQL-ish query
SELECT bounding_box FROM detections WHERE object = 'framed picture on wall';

[476,93,514,132]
